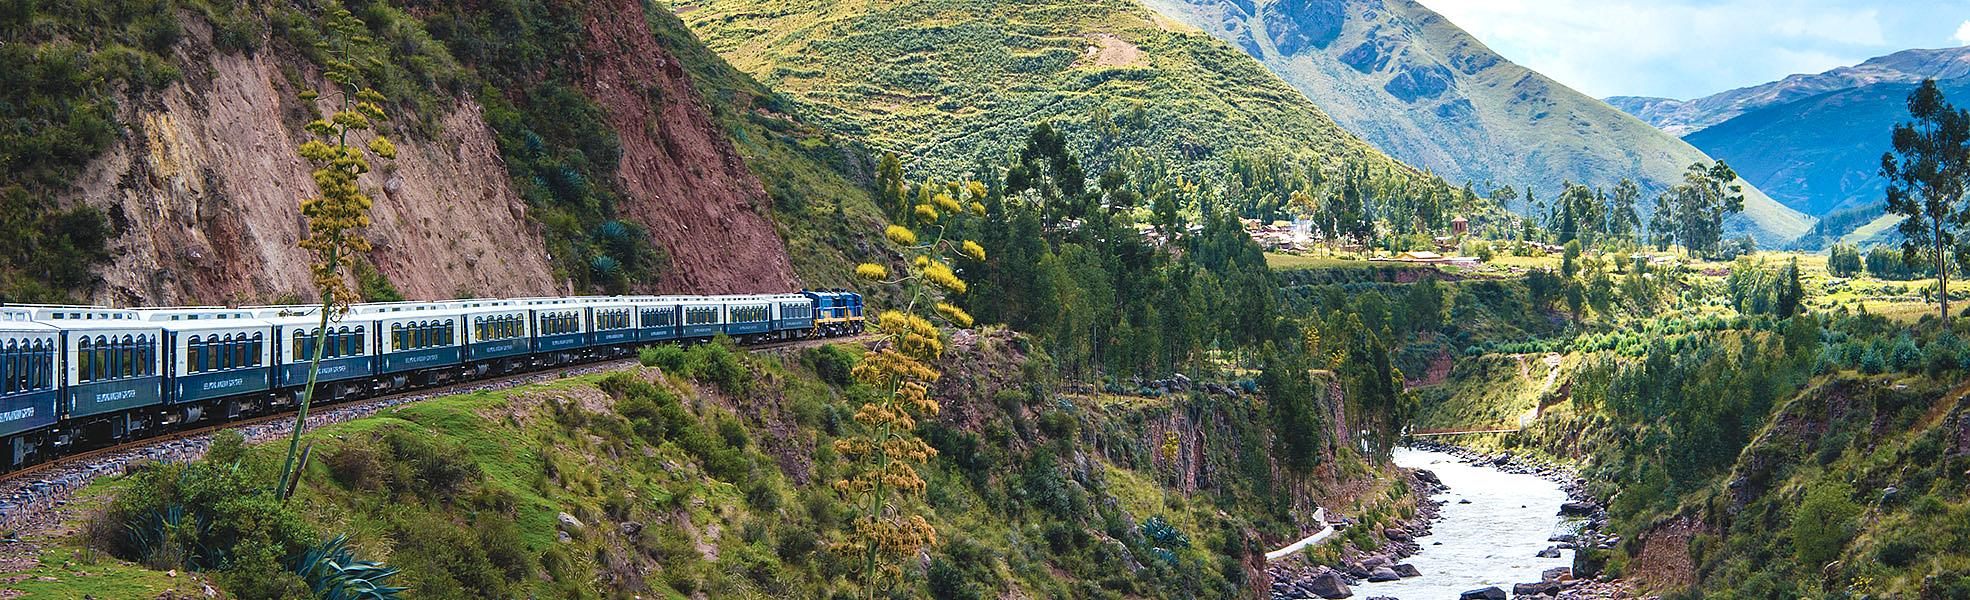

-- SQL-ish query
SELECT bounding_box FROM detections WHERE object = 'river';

[1353,447,1578,598]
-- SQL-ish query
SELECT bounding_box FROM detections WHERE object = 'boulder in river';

[1366,567,1400,582]
[1542,567,1572,582]
[1414,469,1441,485]
[1303,571,1351,599]
[1512,580,1563,597]
[1459,586,1507,600]
[1392,563,1421,578]
[1558,501,1599,517]
[1535,546,1563,558]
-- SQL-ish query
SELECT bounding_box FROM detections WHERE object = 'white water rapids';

[1351,448,1579,598]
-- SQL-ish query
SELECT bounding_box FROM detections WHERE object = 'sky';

[1414,0,1970,100]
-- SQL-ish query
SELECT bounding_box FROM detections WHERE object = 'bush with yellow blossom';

[837,174,987,596]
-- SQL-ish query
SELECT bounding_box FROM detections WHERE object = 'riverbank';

[1404,441,1646,600]
[1266,443,1647,600]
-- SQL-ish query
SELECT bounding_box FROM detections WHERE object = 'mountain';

[1137,0,1813,245]
[2,0,913,304]
[671,0,1428,186]
[1684,79,1970,221]
[1607,46,1970,137]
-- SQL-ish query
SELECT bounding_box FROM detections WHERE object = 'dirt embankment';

[63,20,557,306]
[576,0,799,295]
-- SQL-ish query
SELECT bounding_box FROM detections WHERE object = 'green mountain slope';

[1137,0,1814,245]
[671,0,1422,183]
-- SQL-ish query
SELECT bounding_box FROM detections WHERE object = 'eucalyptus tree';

[1882,79,1970,320]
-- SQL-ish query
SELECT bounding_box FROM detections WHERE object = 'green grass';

[1265,253,1435,271]
[674,0,1424,185]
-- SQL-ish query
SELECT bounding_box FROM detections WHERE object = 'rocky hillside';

[670,0,1428,186]
[4,0,830,306]
[1607,46,1970,137]
[1136,0,1814,245]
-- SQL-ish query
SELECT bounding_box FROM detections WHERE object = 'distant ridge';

[1137,0,1814,244]
[1606,46,1970,137]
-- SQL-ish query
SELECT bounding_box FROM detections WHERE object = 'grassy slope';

[641,2,900,295]
[672,0,1422,181]
[31,331,1415,598]
[1137,0,1814,245]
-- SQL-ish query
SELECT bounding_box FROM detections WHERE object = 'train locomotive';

[0,290,863,471]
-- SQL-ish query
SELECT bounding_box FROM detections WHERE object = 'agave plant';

[589,254,623,278]
[290,534,406,600]
[123,504,223,571]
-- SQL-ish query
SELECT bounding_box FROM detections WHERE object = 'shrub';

[686,338,750,394]
[1037,410,1076,440]
[805,344,859,386]
[324,442,386,491]
[1790,481,1860,567]
[640,344,687,373]
[97,462,316,572]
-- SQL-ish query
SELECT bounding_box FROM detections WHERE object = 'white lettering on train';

[95,389,137,403]
[0,407,33,423]
[202,378,245,391]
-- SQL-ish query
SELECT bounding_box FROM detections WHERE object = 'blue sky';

[1414,0,1970,100]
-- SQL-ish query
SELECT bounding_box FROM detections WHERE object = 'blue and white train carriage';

[359,303,466,388]
[0,289,866,471]
[43,308,165,440]
[255,305,376,406]
[456,299,533,375]
[0,309,61,465]
[135,307,273,424]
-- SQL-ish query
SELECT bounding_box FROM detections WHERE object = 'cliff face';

[576,0,798,295]
[52,2,798,307]
[67,21,557,306]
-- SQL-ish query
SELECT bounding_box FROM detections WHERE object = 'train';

[0,290,864,471]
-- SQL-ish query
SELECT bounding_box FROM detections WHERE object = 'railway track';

[0,333,870,531]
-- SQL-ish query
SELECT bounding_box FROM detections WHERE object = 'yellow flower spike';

[914,204,939,223]
[924,262,967,294]
[961,240,986,262]
[855,263,889,280]
[935,303,974,328]
[970,201,986,216]
[884,225,917,246]
[367,137,397,159]
[933,193,962,214]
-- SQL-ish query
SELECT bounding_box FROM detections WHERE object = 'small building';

[1450,217,1469,236]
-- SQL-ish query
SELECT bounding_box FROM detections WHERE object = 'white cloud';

[1416,0,1967,99]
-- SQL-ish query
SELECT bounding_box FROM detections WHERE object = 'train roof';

[0,308,58,333]
[25,307,164,334]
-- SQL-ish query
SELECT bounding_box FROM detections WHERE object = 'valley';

[3,0,1969,599]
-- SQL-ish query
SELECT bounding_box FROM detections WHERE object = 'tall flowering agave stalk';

[839,174,987,596]
[277,7,396,500]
